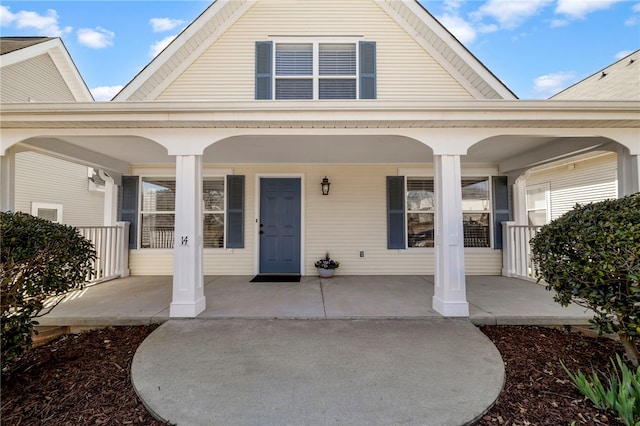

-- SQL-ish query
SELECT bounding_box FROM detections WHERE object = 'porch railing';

[501,221,543,281]
[76,222,130,284]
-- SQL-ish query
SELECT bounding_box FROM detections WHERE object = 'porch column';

[511,174,528,225]
[170,154,205,317]
[0,149,16,212]
[617,148,639,196]
[433,154,469,317]
[99,170,118,226]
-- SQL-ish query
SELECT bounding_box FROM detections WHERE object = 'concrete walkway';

[39,275,592,327]
[132,318,505,426]
[38,275,591,425]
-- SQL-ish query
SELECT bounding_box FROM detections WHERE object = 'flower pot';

[317,268,335,278]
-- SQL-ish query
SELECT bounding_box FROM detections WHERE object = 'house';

[520,49,640,226]
[1,0,638,319]
[0,37,111,227]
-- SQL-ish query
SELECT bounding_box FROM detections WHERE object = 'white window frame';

[31,202,63,223]
[404,175,494,249]
[272,37,361,100]
[135,169,231,250]
[526,183,551,226]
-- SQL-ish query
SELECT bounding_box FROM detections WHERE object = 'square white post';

[0,150,16,212]
[618,148,639,196]
[433,154,469,317]
[170,155,205,317]
[99,170,118,226]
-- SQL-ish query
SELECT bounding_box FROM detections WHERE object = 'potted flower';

[315,252,340,278]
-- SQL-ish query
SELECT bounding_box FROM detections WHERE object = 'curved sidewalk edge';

[132,319,504,426]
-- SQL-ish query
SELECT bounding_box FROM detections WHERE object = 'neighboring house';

[1,0,638,319]
[0,37,106,226]
[521,49,640,226]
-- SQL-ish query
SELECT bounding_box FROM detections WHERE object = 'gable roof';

[0,36,93,102]
[551,49,640,101]
[114,0,516,101]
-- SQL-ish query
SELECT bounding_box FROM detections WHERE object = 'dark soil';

[1,324,631,426]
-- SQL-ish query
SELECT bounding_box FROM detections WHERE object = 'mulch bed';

[1,324,632,425]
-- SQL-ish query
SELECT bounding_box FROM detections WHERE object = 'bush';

[1,212,96,373]
[530,193,640,366]
[562,354,640,426]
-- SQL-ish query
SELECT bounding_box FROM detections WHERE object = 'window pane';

[407,179,434,211]
[275,79,313,100]
[276,43,312,76]
[527,187,547,210]
[319,43,356,75]
[37,208,58,222]
[204,213,224,248]
[461,178,489,211]
[203,178,224,211]
[142,179,175,211]
[408,213,434,247]
[528,210,547,226]
[141,214,174,248]
[319,79,356,99]
[463,213,490,247]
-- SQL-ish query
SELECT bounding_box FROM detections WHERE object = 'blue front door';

[259,178,301,274]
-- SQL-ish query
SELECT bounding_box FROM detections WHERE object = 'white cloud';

[77,27,114,49]
[634,4,640,13]
[614,50,633,60]
[472,0,553,30]
[550,18,569,28]
[437,13,477,43]
[556,0,623,19]
[150,35,177,57]
[533,71,577,96]
[0,5,71,36]
[150,17,184,32]
[90,85,123,101]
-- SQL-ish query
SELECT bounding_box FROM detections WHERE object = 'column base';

[170,296,206,318]
[432,296,469,317]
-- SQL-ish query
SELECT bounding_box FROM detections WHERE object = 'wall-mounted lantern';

[321,176,331,195]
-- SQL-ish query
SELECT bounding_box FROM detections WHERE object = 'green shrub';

[562,354,640,426]
[530,193,640,366]
[1,212,96,373]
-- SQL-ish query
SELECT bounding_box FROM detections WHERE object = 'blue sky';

[1,0,639,100]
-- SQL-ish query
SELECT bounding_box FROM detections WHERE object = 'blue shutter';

[255,41,272,100]
[492,176,510,250]
[226,175,244,248]
[119,176,139,249]
[387,176,405,249]
[359,41,376,99]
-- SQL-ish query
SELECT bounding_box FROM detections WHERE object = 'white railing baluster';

[501,222,543,282]
[74,223,130,284]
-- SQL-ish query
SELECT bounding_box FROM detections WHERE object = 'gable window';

[405,177,491,248]
[256,40,375,100]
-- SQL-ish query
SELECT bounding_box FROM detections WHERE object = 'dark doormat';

[250,275,301,283]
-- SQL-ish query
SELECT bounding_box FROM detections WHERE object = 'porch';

[38,274,592,328]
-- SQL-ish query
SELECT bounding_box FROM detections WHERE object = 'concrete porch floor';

[38,275,592,327]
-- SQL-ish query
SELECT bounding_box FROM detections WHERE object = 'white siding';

[129,163,501,276]
[14,152,104,226]
[526,152,617,221]
[157,0,472,101]
[0,54,75,102]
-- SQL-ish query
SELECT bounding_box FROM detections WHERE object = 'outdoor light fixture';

[321,176,331,195]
